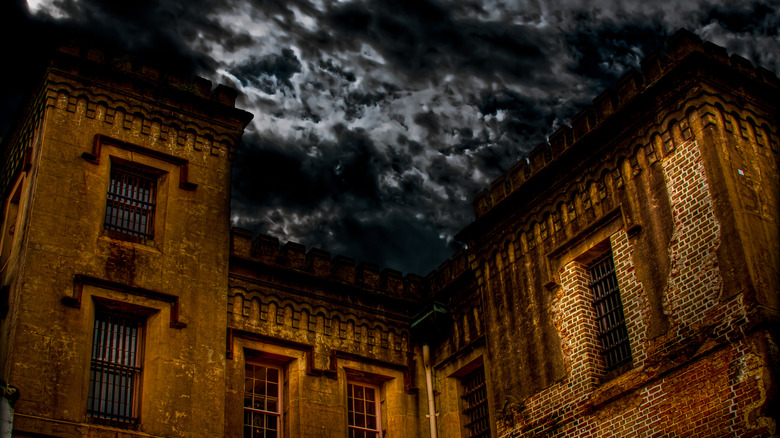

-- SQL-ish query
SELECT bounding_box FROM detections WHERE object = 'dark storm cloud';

[562,14,668,85]
[344,91,394,121]
[230,128,466,271]
[323,0,555,83]
[314,210,462,275]
[413,112,441,139]
[704,1,778,33]
[6,0,780,275]
[0,1,43,135]
[0,0,247,137]
[318,59,357,83]
[231,49,302,94]
[42,0,228,72]
[233,126,388,211]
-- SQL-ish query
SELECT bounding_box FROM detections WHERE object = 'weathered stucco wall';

[1,43,251,437]
[227,230,427,437]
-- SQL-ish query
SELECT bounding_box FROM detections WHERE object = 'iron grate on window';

[104,166,156,242]
[87,311,143,425]
[462,366,490,438]
[588,251,632,371]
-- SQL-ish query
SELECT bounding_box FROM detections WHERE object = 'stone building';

[0,40,253,437]
[0,30,777,437]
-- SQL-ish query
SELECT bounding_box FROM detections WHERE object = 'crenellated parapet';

[465,95,778,289]
[51,40,245,111]
[230,228,426,302]
[425,248,473,297]
[228,228,423,375]
[468,29,779,222]
[39,40,253,159]
[231,226,484,306]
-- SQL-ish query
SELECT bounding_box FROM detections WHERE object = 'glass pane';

[254,379,266,395]
[252,413,264,427]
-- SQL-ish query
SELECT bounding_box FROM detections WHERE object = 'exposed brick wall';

[610,229,650,367]
[495,127,776,438]
[588,332,771,438]
[660,138,723,327]
[496,227,649,437]
[498,327,772,438]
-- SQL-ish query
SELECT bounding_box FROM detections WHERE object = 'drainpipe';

[423,344,437,438]
[0,381,18,438]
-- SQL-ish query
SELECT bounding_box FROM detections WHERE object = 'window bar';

[88,312,141,424]
[589,252,632,370]
[462,367,490,438]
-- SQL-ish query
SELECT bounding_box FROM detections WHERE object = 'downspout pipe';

[423,344,437,438]
[1,381,18,438]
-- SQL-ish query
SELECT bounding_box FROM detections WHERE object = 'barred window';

[347,382,381,438]
[589,252,632,371]
[462,366,490,438]
[104,165,157,242]
[244,364,282,438]
[87,310,143,426]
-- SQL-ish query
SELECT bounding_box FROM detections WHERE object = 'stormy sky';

[2,0,778,275]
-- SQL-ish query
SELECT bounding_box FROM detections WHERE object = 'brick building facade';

[0,31,777,437]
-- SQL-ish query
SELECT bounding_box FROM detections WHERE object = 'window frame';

[86,307,145,427]
[1,175,25,273]
[587,250,632,372]
[103,158,164,244]
[460,364,490,438]
[243,362,284,438]
[347,381,382,438]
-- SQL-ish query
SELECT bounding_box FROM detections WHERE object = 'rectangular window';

[461,366,490,438]
[347,382,381,438]
[104,165,157,241]
[244,363,282,438]
[87,310,143,426]
[589,251,632,371]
